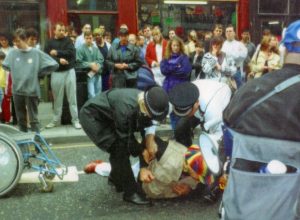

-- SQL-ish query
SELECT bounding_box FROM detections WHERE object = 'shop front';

[46,0,249,38]
[0,0,47,45]
[46,0,138,38]
[138,0,249,38]
[250,0,300,44]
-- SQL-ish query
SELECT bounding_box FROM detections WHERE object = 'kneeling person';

[80,87,169,205]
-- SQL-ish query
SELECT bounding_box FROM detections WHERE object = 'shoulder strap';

[234,75,300,125]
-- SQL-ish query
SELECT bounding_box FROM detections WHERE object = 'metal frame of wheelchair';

[0,124,67,197]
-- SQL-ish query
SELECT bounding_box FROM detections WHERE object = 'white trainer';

[46,121,58,129]
[73,122,82,129]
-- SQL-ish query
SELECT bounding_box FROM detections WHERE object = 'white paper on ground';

[19,166,78,183]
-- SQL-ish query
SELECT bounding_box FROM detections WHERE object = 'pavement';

[38,102,174,145]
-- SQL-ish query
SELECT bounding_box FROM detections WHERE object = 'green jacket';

[76,44,104,74]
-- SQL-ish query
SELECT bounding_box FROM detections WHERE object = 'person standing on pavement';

[74,23,93,49]
[76,31,104,99]
[80,86,169,205]
[145,28,168,86]
[93,28,111,91]
[221,24,248,88]
[45,22,81,129]
[204,24,223,53]
[160,36,192,130]
[106,28,143,88]
[3,28,58,132]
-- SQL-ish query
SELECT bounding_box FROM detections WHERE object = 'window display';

[68,0,117,11]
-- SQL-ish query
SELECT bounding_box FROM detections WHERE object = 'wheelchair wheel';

[0,132,24,197]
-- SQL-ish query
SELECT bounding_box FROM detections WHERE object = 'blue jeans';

[87,74,102,99]
[222,125,233,158]
[170,112,180,131]
[233,70,243,89]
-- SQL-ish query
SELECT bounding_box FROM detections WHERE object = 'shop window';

[138,0,161,28]
[261,20,284,38]
[68,14,117,37]
[68,0,117,11]
[258,0,288,15]
[290,0,300,15]
[0,2,39,35]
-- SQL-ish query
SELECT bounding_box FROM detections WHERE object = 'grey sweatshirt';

[3,48,58,97]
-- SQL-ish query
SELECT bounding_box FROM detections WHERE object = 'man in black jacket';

[106,28,143,88]
[45,22,81,129]
[80,86,169,205]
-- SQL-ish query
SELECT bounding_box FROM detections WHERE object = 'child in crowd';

[189,41,205,80]
[76,31,104,99]
[2,28,58,132]
[0,51,6,113]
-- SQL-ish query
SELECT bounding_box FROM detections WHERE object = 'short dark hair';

[226,24,235,31]
[13,28,27,41]
[26,28,38,38]
[195,40,204,48]
[242,29,250,33]
[84,31,93,37]
[213,24,223,31]
[53,22,65,31]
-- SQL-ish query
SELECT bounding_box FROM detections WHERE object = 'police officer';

[79,87,169,205]
[168,80,231,147]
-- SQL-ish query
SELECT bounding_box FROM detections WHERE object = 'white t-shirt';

[192,79,231,137]
[221,40,248,68]
[155,43,163,64]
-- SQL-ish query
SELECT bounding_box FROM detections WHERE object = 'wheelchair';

[0,124,67,197]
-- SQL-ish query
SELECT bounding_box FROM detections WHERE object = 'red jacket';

[145,39,168,67]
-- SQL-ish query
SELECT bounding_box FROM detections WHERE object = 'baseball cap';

[282,20,300,53]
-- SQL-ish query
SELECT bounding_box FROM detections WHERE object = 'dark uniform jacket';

[80,88,152,152]
[106,43,143,86]
[223,64,300,142]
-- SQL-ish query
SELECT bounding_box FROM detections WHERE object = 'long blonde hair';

[164,37,186,59]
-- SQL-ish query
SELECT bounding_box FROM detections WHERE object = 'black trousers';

[13,94,40,132]
[175,116,201,147]
[80,106,143,195]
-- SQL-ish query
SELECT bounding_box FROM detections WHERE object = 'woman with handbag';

[249,35,281,78]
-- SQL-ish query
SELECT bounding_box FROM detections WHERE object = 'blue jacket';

[160,53,192,93]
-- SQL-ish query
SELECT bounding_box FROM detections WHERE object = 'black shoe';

[123,192,151,205]
[108,176,123,193]
[203,186,222,203]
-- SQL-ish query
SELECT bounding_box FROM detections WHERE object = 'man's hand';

[90,63,100,72]
[139,168,155,183]
[172,183,192,196]
[122,63,129,69]
[115,63,124,70]
[50,49,58,56]
[59,58,69,65]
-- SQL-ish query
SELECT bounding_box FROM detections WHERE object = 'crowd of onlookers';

[0,22,284,132]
